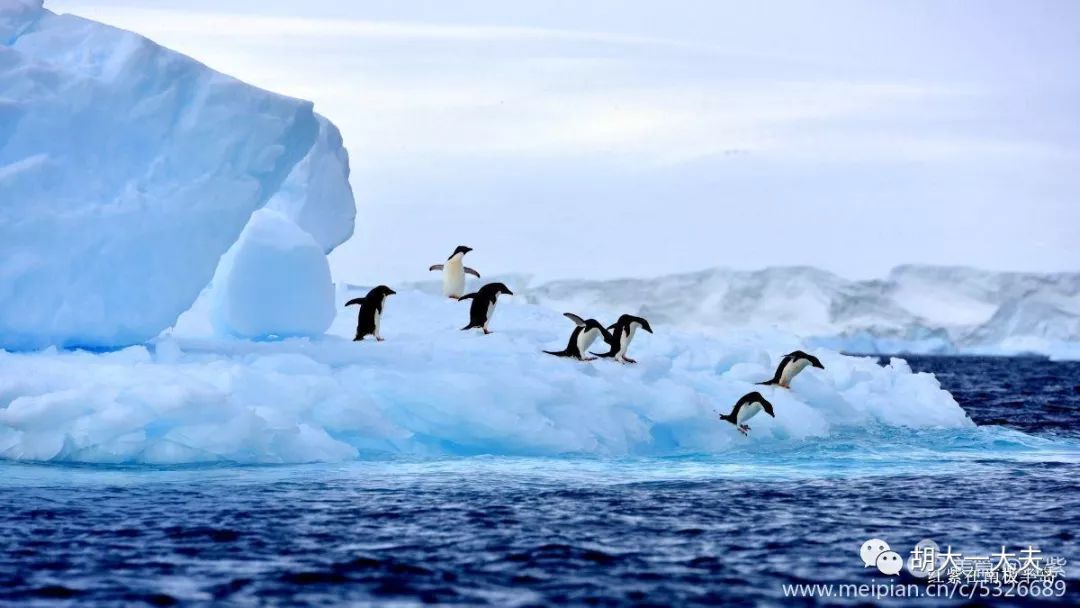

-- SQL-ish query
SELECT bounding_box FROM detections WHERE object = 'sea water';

[1,356,1077,606]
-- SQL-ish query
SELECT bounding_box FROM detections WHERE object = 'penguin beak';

[814,361,825,369]
[387,288,397,295]
[643,324,654,334]
[504,288,514,296]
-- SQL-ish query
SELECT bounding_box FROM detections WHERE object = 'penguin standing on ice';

[544,313,613,361]
[718,391,775,436]
[757,350,825,388]
[345,285,396,341]
[428,245,481,299]
[460,282,514,334]
[592,314,653,363]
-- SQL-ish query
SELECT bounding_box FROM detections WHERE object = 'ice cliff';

[0,0,355,349]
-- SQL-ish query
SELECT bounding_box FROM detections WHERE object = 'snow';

[493,265,1080,358]
[0,288,973,464]
[0,0,353,349]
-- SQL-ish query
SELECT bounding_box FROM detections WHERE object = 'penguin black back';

[346,285,396,341]
[460,282,513,334]
[758,350,825,387]
[544,313,613,360]
[718,391,775,435]
[594,313,653,360]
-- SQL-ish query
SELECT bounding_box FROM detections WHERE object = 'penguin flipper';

[562,313,587,327]
[461,323,482,331]
[464,267,481,278]
[345,297,366,307]
[543,349,572,357]
[429,264,444,271]
[598,326,615,342]
[458,293,477,301]
[590,351,616,358]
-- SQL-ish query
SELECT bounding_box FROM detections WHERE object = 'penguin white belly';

[737,403,763,425]
[578,328,600,353]
[374,309,381,334]
[780,359,810,386]
[442,257,466,298]
[486,301,496,322]
[620,324,638,356]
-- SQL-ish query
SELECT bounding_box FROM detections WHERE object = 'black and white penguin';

[592,314,653,363]
[718,391,775,436]
[544,313,613,361]
[345,285,396,342]
[428,245,481,299]
[757,350,825,388]
[460,282,514,334]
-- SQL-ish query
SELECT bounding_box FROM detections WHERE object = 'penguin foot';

[582,356,597,362]
[738,427,748,436]
[483,329,492,335]
[741,424,751,431]
[623,357,638,364]
[376,337,385,342]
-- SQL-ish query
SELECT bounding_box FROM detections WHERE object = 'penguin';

[544,313,613,361]
[592,314,653,363]
[757,350,825,388]
[345,285,396,341]
[428,245,481,299]
[459,282,514,334]
[718,391,775,436]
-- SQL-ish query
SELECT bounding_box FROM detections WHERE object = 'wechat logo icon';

[860,538,903,576]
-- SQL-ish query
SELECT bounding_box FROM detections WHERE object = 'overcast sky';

[50,0,1080,283]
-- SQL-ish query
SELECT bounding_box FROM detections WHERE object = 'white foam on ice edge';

[0,289,979,465]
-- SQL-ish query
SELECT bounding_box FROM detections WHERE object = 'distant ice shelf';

[396,265,1080,360]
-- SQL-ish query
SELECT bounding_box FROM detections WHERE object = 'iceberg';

[0,288,974,464]
[0,0,354,350]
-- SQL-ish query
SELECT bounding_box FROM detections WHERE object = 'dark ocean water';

[1,356,1078,606]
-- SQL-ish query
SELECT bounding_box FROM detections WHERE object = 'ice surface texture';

[0,289,973,464]
[0,0,354,349]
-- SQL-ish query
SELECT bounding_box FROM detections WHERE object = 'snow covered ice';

[0,288,976,464]
[0,0,354,350]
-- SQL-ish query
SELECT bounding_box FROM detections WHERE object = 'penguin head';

[450,245,473,259]
[743,391,775,417]
[789,350,824,369]
[760,396,776,417]
[482,282,513,298]
[368,285,397,300]
[618,314,653,334]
